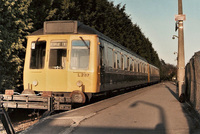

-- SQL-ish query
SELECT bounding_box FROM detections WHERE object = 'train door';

[147,64,150,83]
[24,38,47,92]
[46,39,68,92]
[100,40,105,90]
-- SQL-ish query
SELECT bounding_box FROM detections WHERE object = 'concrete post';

[177,0,185,102]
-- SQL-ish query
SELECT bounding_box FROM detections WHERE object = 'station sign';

[175,14,186,21]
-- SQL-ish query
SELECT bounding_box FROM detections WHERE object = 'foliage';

[160,59,177,81]
[0,0,32,91]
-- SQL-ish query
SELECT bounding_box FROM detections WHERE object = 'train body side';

[98,38,149,91]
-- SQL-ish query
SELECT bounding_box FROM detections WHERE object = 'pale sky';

[112,0,200,65]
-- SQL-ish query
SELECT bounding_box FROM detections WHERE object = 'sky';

[111,0,200,65]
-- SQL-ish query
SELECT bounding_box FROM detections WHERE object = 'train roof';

[29,20,152,64]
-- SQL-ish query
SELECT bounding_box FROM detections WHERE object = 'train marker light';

[32,80,38,86]
[77,80,83,87]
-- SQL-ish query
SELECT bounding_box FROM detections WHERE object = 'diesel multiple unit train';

[0,20,160,111]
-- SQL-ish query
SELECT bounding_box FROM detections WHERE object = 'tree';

[0,0,32,92]
[160,59,176,80]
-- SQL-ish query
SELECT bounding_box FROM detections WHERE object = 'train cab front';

[23,32,100,110]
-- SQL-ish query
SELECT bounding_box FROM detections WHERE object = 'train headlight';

[76,80,83,87]
[32,80,38,86]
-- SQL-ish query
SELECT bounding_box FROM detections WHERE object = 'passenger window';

[121,55,124,70]
[30,41,46,69]
[127,57,129,71]
[138,63,140,72]
[49,40,67,69]
[70,40,90,70]
[114,52,117,69]
[117,52,121,69]
[136,62,138,72]
[130,61,133,72]
[107,47,114,68]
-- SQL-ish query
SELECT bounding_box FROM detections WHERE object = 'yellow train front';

[1,20,160,111]
[23,21,101,109]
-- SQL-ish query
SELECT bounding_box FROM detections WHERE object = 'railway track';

[0,109,43,134]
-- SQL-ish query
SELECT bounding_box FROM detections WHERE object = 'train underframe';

[0,90,91,111]
[0,80,159,112]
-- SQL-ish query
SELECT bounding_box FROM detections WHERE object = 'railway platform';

[21,82,200,134]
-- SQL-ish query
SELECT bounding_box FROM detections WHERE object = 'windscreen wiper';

[35,37,40,45]
[80,37,90,49]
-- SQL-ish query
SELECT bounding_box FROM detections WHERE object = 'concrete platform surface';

[21,82,200,134]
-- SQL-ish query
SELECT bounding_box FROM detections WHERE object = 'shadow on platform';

[164,82,200,134]
[129,100,166,134]
[72,126,166,134]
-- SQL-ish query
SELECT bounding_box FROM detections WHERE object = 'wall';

[185,51,200,113]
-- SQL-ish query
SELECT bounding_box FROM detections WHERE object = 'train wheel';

[70,90,86,103]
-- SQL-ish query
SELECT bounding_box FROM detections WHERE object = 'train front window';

[70,40,90,70]
[49,40,67,69]
[30,41,46,69]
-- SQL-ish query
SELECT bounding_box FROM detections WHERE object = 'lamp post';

[176,0,186,102]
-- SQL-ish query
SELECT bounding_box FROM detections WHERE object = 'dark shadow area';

[73,126,166,134]
[165,84,179,101]
[165,82,200,134]
[25,116,166,134]
[129,100,166,134]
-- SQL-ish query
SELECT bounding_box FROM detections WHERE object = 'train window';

[99,40,105,66]
[141,63,143,73]
[146,65,148,73]
[132,59,135,72]
[49,40,67,69]
[142,64,144,73]
[129,59,131,71]
[124,56,127,71]
[150,67,152,75]
[117,52,121,69]
[133,60,136,72]
[70,40,90,70]
[121,55,124,70]
[136,61,139,72]
[139,63,141,72]
[129,58,132,72]
[114,52,117,69]
[30,41,46,69]
[107,48,113,68]
[127,57,129,71]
